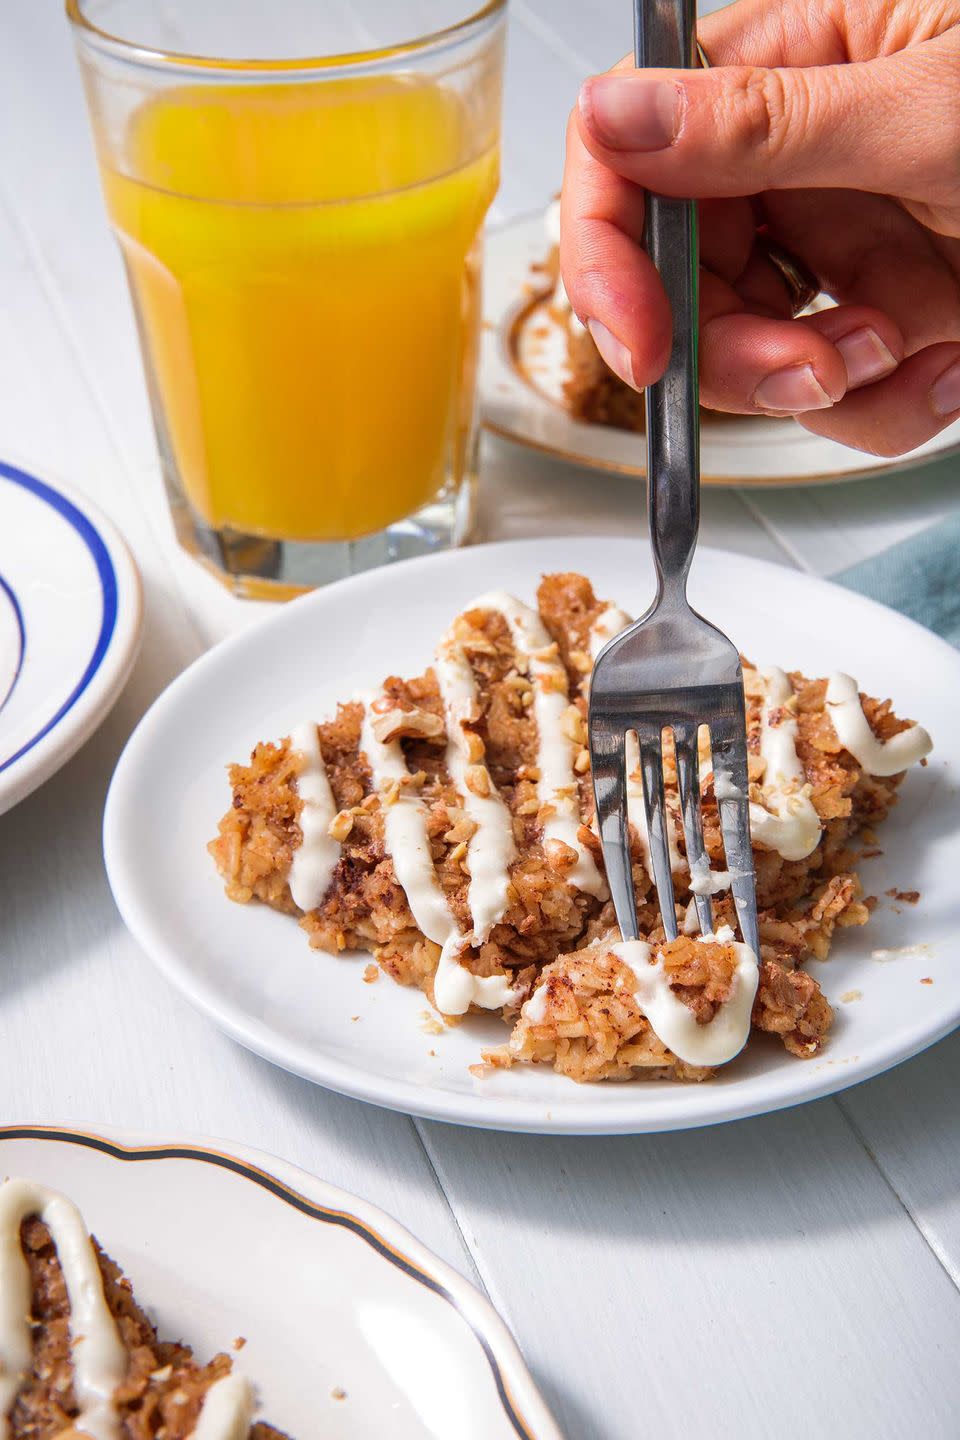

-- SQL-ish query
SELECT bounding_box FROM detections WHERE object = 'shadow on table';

[281,1027,960,1255]
[0,596,189,1004]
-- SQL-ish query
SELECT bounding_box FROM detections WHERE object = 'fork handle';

[634,0,700,601]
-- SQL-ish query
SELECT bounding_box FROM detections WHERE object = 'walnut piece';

[370,705,445,745]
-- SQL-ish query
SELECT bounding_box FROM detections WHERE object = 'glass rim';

[65,0,507,75]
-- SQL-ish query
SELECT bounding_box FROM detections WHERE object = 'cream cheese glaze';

[191,1374,254,1440]
[435,629,516,942]
[288,721,340,913]
[472,590,607,899]
[748,667,823,862]
[0,1179,127,1440]
[359,689,517,1016]
[612,926,759,1066]
[826,672,933,776]
[0,1179,252,1440]
[517,927,758,1066]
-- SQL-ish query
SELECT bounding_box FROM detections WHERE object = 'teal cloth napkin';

[834,510,960,649]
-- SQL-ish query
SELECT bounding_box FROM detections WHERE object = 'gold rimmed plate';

[0,1124,559,1439]
[479,210,960,487]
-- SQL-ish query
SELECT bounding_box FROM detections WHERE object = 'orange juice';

[101,77,498,541]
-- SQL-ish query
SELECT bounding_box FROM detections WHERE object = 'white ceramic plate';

[0,1124,557,1439]
[103,537,960,1135]
[479,212,960,486]
[0,459,142,816]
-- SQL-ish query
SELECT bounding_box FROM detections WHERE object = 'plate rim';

[0,567,26,711]
[479,210,960,487]
[103,535,960,1135]
[0,457,143,815]
[0,1121,561,1440]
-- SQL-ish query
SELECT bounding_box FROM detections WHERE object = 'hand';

[562,0,960,455]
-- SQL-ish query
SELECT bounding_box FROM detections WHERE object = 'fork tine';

[636,723,679,942]
[673,721,714,938]
[709,717,760,956]
[589,720,639,942]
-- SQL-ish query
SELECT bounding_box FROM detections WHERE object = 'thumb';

[577,39,955,201]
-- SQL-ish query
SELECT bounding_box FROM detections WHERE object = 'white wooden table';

[3,4,960,1437]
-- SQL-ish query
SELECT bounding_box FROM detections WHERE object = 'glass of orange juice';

[68,1,505,597]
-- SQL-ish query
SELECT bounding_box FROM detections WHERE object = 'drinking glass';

[68,1,505,597]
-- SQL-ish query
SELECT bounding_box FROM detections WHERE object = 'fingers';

[798,307,903,391]
[697,305,901,415]
[699,312,845,414]
[799,343,960,456]
[560,110,671,385]
[576,36,960,205]
[699,0,960,67]
[759,190,960,351]
[561,113,759,384]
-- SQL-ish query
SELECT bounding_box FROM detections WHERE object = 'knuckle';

[722,67,798,167]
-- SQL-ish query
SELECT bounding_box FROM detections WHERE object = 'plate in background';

[0,459,142,816]
[479,211,960,486]
[0,1124,558,1440]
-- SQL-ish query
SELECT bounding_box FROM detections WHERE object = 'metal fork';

[587,0,760,956]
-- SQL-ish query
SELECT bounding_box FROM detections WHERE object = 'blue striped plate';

[0,460,141,815]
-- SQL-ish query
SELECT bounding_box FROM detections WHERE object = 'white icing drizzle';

[191,1373,253,1440]
[474,590,607,898]
[0,1178,128,1440]
[748,667,823,862]
[587,603,633,663]
[712,768,742,801]
[522,981,550,1026]
[826,672,933,776]
[359,691,457,948]
[359,690,516,1016]
[682,898,700,935]
[688,864,732,896]
[288,722,340,912]
[612,925,759,1066]
[434,632,516,942]
[0,1179,254,1440]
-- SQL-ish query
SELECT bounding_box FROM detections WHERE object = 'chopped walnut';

[560,704,586,744]
[463,728,486,763]
[465,764,491,798]
[444,815,478,844]
[545,838,579,872]
[369,705,445,744]
[328,809,354,842]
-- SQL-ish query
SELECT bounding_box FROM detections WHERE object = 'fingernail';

[930,359,960,417]
[587,319,636,388]
[580,75,681,151]
[753,363,833,413]
[836,328,897,388]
